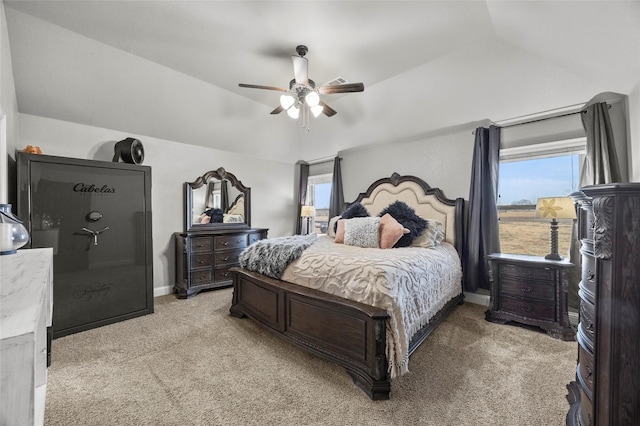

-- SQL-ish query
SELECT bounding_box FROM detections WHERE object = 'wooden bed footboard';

[229,267,464,400]
[229,267,392,400]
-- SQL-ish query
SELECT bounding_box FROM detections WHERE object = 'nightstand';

[485,253,575,341]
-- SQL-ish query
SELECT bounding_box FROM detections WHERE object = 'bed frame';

[229,173,464,400]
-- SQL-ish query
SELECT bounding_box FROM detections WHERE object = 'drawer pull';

[223,241,229,246]
[222,272,228,277]
[199,259,205,264]
[520,287,532,293]
[587,270,595,281]
[520,271,532,277]
[520,306,533,313]
[222,256,229,261]
[197,243,205,247]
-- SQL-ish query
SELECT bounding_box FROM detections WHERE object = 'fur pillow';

[379,213,410,249]
[379,201,427,248]
[344,217,380,248]
[411,220,445,248]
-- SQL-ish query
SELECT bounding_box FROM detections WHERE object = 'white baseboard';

[154,285,173,298]
[464,291,490,307]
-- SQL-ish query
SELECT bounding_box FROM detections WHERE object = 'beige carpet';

[45,288,576,425]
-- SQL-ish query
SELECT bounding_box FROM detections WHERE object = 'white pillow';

[327,215,341,238]
[411,220,445,248]
[344,217,381,248]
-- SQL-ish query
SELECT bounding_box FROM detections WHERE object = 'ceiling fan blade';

[270,105,284,115]
[239,83,287,92]
[320,101,337,117]
[318,83,365,94]
[292,56,308,85]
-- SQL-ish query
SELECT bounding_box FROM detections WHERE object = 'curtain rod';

[307,155,338,165]
[474,102,612,134]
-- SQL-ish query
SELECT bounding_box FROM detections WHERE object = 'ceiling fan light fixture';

[305,90,320,107]
[280,93,295,110]
[287,105,300,119]
[310,105,324,118]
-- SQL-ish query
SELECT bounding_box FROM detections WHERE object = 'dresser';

[566,184,640,426]
[485,253,575,341]
[1,248,53,426]
[174,228,268,298]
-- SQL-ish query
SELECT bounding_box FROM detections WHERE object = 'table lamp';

[300,205,315,235]
[535,196,577,260]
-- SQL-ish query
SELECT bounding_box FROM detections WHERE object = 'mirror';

[185,167,251,231]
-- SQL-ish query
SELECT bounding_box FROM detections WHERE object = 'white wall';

[18,114,295,295]
[339,122,482,203]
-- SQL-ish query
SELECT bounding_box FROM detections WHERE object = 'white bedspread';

[281,236,462,378]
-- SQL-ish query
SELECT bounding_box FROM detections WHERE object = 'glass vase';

[0,203,30,255]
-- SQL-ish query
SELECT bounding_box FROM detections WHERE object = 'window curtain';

[328,157,344,219]
[568,101,623,309]
[296,163,309,234]
[463,125,501,292]
[220,180,229,213]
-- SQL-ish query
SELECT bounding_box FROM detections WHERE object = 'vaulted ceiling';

[5,1,639,164]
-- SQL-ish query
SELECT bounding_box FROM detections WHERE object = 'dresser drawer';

[577,344,595,397]
[189,236,213,252]
[191,253,213,269]
[500,296,555,321]
[190,269,212,286]
[498,263,555,281]
[248,232,264,245]
[500,279,555,301]
[580,253,597,303]
[214,267,233,282]
[579,300,596,351]
[214,248,243,267]
[579,387,594,426]
[214,235,247,251]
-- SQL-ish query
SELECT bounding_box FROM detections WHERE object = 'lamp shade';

[535,197,576,220]
[280,93,295,110]
[300,205,315,217]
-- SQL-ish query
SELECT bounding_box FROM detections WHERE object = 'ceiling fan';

[239,45,364,122]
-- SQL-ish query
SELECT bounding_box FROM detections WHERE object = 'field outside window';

[307,173,332,234]
[498,152,581,257]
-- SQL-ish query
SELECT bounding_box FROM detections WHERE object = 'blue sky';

[314,182,332,209]
[498,154,580,205]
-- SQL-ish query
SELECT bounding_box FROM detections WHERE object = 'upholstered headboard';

[353,173,464,253]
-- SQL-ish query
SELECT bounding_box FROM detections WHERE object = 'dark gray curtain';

[463,125,501,292]
[580,102,622,186]
[221,180,229,213]
[328,157,344,219]
[568,102,623,309]
[296,163,309,234]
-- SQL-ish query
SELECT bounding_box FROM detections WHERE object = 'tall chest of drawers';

[566,184,640,426]
[174,228,268,298]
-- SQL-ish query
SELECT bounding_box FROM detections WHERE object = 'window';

[498,140,584,257]
[307,173,332,234]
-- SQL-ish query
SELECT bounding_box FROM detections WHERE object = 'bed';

[229,173,464,400]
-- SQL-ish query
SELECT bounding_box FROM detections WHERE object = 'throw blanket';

[239,234,317,279]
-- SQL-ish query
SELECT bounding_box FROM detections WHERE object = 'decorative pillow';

[334,202,370,233]
[411,220,446,248]
[327,216,341,238]
[379,201,427,248]
[379,213,410,249]
[335,219,347,243]
[344,217,381,248]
